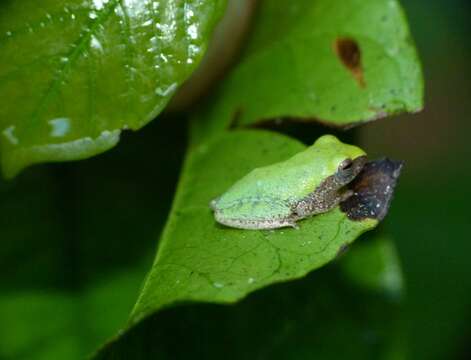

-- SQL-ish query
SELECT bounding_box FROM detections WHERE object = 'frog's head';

[314,135,367,187]
[334,155,367,186]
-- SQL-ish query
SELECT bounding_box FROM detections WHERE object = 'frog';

[210,134,367,230]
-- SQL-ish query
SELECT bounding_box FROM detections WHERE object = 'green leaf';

[0,270,144,360]
[193,0,423,144]
[0,0,226,177]
[339,232,404,299]
[127,130,378,324]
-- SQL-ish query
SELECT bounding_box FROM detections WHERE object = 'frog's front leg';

[292,192,328,218]
[293,189,354,220]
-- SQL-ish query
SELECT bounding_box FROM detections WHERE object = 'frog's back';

[216,146,331,207]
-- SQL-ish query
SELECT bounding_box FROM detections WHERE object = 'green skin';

[210,135,367,230]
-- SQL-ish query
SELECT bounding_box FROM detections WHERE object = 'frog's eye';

[338,159,353,171]
[336,159,356,184]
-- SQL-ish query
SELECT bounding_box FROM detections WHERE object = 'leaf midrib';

[30,0,121,130]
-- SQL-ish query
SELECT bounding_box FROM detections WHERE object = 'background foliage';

[1,0,470,359]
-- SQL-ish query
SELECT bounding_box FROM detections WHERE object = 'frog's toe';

[209,199,218,210]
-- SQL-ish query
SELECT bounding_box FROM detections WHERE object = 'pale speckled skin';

[210,135,367,230]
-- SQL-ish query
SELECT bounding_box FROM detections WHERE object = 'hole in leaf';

[334,37,365,88]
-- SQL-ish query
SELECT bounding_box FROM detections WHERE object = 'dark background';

[361,0,471,358]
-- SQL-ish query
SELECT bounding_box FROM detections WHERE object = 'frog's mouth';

[351,155,368,178]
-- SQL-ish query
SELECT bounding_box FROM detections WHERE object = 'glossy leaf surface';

[0,0,225,177]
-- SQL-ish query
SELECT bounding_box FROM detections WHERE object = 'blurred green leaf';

[339,232,404,299]
[0,270,143,360]
[386,178,471,360]
[193,0,423,144]
[0,0,226,177]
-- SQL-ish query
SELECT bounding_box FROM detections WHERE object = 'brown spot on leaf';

[334,37,365,88]
[340,158,404,221]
